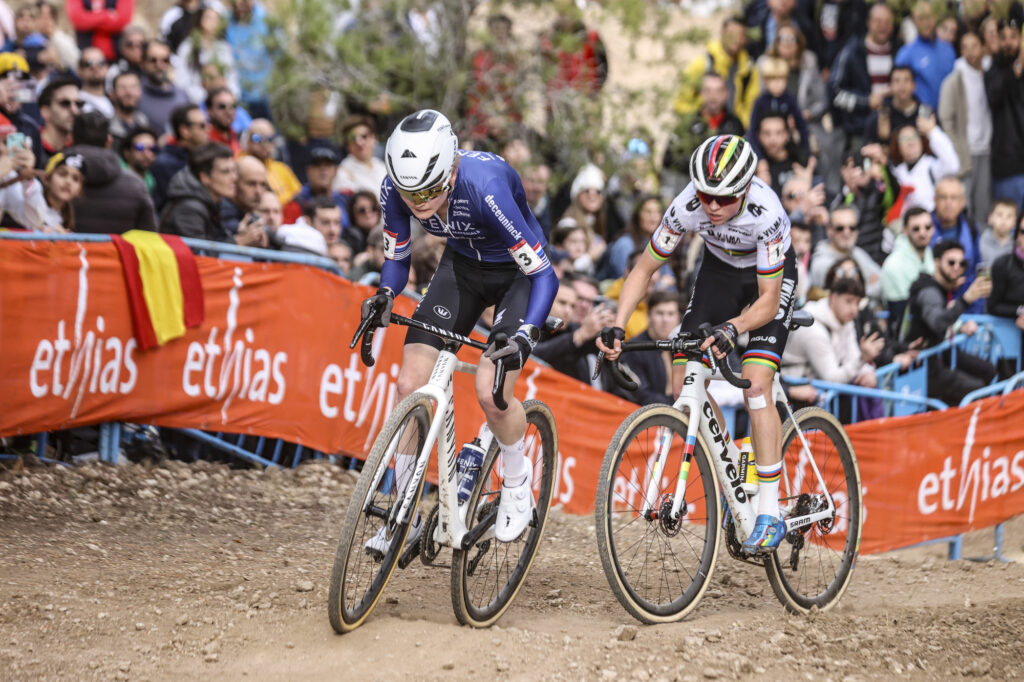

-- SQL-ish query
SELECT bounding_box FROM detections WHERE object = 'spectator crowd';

[1,0,1023,414]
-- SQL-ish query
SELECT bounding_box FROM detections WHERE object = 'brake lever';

[490,333,509,411]
[593,327,619,381]
[350,311,375,350]
[360,325,377,367]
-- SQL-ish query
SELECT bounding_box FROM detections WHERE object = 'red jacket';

[66,0,135,62]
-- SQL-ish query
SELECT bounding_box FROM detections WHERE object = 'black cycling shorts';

[404,246,531,350]
[678,246,798,373]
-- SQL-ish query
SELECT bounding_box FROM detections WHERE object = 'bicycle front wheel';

[764,406,862,614]
[327,392,433,634]
[595,404,721,624]
[450,400,557,628]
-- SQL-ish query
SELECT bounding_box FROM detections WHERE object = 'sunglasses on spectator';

[146,56,171,64]
[908,223,933,233]
[133,142,156,153]
[397,182,450,205]
[214,102,236,110]
[943,259,967,268]
[124,41,143,49]
[55,99,85,109]
[831,223,859,232]
[81,60,107,68]
[784,191,804,200]
[355,205,380,215]
[696,190,741,207]
[251,133,276,144]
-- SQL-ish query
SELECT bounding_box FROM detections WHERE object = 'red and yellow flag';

[110,230,204,349]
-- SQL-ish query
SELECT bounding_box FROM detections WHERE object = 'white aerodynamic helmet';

[384,109,459,194]
[689,134,757,197]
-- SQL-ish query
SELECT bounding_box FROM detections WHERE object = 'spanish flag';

[110,230,204,350]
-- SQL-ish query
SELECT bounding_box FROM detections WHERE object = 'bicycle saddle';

[789,310,814,330]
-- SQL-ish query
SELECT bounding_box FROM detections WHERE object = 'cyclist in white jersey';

[598,134,797,555]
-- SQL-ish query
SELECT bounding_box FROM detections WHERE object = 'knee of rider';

[396,373,421,400]
[744,383,770,409]
[475,387,501,415]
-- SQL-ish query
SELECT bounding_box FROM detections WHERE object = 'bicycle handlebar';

[349,310,511,410]
[595,323,752,391]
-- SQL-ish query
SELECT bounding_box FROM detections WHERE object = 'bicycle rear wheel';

[327,393,433,634]
[450,400,557,628]
[764,406,862,614]
[595,405,721,624]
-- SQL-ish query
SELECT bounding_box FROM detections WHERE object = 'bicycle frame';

[362,346,495,550]
[648,357,837,542]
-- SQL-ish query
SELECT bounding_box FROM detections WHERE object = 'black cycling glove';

[709,321,738,356]
[360,288,395,328]
[484,326,538,371]
[600,326,626,349]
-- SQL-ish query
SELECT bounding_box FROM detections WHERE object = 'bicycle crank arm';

[784,509,835,533]
[460,508,498,550]
[397,535,421,570]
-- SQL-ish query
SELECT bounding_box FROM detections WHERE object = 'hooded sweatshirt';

[159,166,229,241]
[137,78,191,136]
[881,233,934,303]
[781,297,866,383]
[69,145,156,234]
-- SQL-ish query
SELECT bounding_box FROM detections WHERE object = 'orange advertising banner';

[1,239,1022,555]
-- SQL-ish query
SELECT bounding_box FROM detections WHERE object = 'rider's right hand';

[360,288,395,328]
[596,326,626,361]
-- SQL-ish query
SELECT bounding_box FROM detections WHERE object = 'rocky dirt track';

[1,459,1023,681]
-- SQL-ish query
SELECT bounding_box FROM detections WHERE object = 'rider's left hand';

[484,331,533,371]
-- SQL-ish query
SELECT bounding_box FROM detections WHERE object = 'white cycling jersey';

[648,176,792,278]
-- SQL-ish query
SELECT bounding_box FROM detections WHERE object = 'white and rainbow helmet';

[689,134,757,197]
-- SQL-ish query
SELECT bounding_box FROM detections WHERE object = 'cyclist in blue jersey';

[598,134,797,556]
[358,110,558,550]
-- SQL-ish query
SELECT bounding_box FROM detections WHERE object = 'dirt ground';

[1,458,1022,682]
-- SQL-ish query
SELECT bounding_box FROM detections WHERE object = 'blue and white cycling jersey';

[378,150,558,329]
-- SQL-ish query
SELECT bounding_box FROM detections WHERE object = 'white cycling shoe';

[364,514,423,562]
[495,468,534,543]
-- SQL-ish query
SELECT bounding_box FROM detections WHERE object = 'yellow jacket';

[603,277,648,340]
[673,40,760,128]
[265,158,302,206]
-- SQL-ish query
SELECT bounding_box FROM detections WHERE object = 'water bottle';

[738,437,759,497]
[456,438,487,504]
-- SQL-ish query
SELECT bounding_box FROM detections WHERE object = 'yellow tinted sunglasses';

[397,182,450,205]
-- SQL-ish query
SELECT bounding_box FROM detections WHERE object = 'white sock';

[496,435,528,485]
[756,461,782,519]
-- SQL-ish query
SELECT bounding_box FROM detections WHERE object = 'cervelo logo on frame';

[181,266,287,423]
[29,246,139,417]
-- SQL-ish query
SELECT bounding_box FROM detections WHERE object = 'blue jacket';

[150,144,190,212]
[894,37,955,110]
[932,211,983,313]
[226,4,274,103]
[380,150,557,330]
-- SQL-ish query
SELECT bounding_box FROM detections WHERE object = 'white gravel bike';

[594,313,863,623]
[328,312,558,633]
